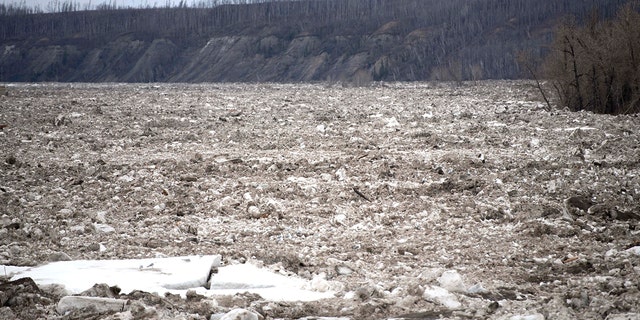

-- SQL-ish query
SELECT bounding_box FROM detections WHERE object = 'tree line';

[1,0,627,41]
[0,0,269,14]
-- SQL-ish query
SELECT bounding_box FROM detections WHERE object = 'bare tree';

[543,1,640,114]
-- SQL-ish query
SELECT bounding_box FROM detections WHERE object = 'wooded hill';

[0,0,632,82]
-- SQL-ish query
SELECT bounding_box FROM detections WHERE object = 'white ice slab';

[422,285,462,309]
[6,255,220,294]
[626,246,640,256]
[203,263,336,301]
[2,256,336,302]
[57,296,127,314]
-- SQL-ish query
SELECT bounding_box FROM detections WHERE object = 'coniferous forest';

[0,0,633,83]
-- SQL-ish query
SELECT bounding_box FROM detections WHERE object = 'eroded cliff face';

[1,0,630,83]
[0,25,486,83]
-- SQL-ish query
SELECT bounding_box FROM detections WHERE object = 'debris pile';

[0,81,639,319]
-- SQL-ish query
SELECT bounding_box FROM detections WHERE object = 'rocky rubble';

[0,81,639,319]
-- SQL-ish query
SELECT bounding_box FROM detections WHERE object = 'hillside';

[0,0,632,82]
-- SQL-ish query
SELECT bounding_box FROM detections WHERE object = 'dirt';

[0,81,639,319]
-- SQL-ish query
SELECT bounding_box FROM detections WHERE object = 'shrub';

[543,2,640,114]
